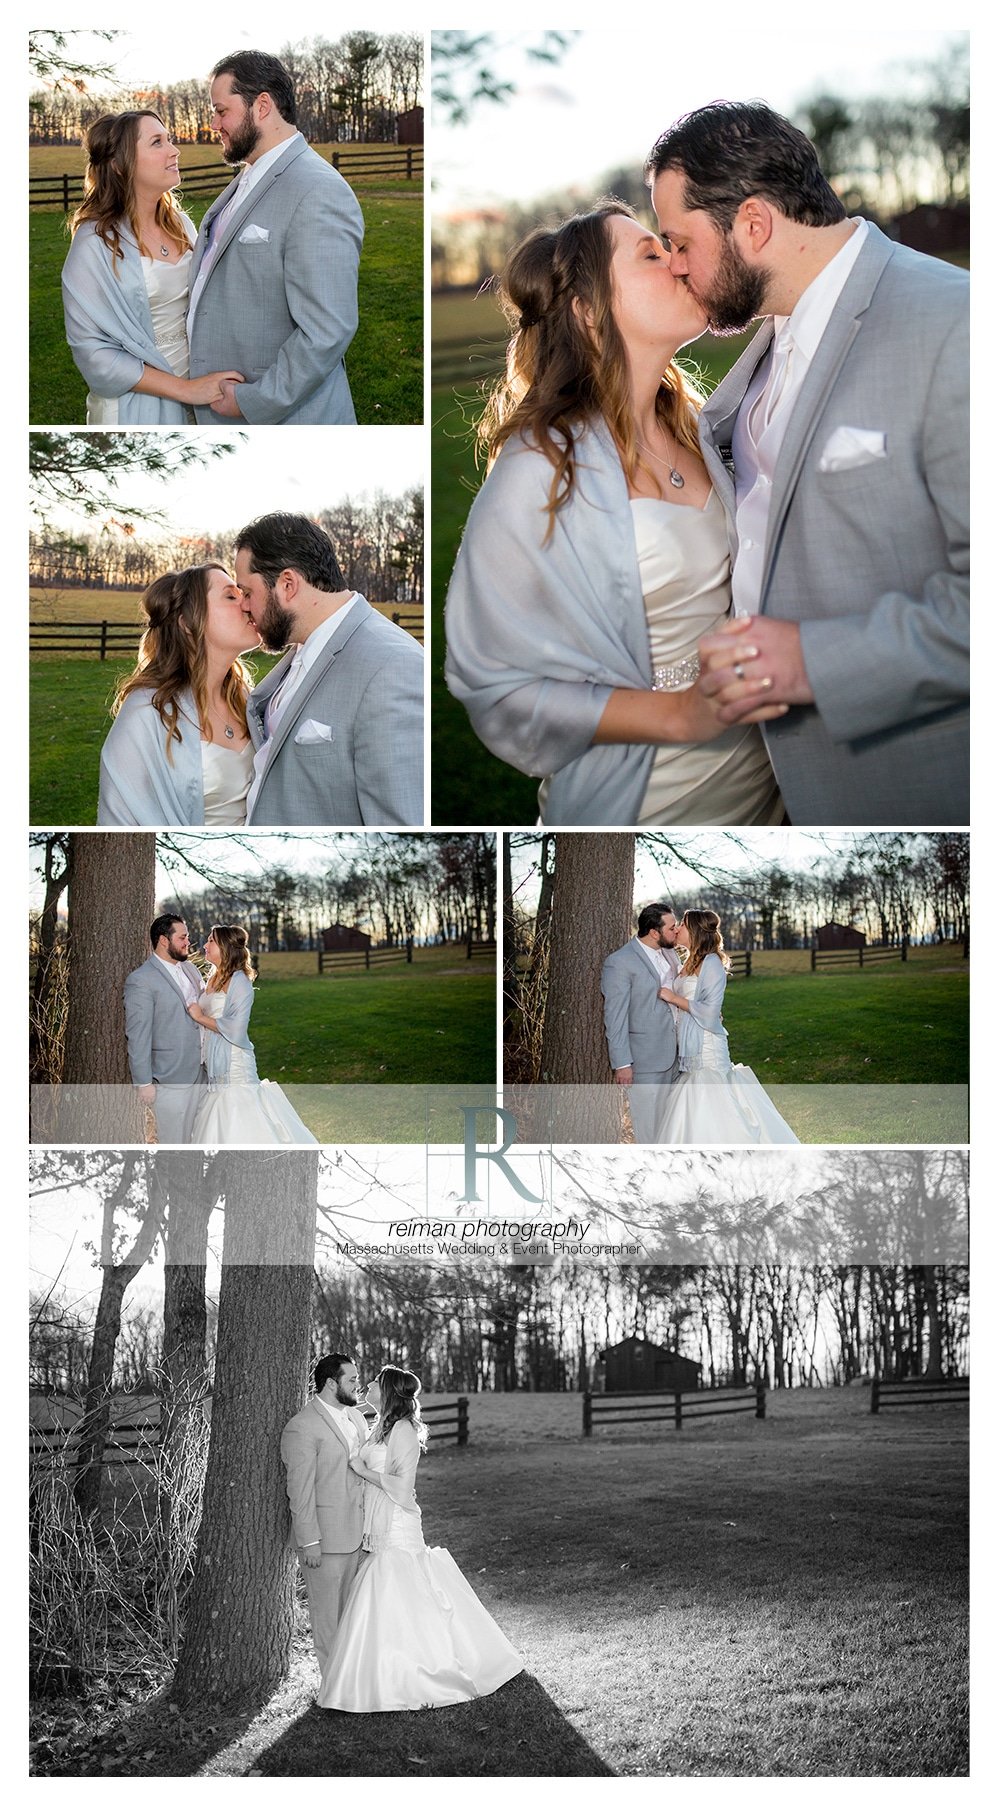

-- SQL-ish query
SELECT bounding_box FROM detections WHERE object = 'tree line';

[29,485,423,605]
[432,39,968,289]
[29,32,423,146]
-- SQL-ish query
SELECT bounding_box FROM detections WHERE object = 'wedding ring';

[758,675,774,691]
[733,662,746,681]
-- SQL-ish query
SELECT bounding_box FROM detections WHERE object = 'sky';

[433,26,964,215]
[32,428,423,540]
[28,13,424,93]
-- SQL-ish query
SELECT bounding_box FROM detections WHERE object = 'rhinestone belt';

[651,653,700,691]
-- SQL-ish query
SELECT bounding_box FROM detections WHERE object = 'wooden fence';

[30,1390,469,1471]
[466,936,497,962]
[583,1384,766,1435]
[30,620,139,660]
[30,145,422,210]
[811,942,907,971]
[390,606,424,644]
[870,1375,969,1414]
[422,1397,469,1445]
[317,940,413,974]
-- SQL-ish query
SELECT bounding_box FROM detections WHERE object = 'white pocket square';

[818,426,887,473]
[238,223,270,244]
[294,719,333,745]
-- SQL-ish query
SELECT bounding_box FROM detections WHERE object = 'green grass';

[35,1392,967,1777]
[430,290,760,823]
[721,966,968,1083]
[30,185,422,426]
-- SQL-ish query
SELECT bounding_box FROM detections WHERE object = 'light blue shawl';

[676,953,729,1070]
[202,973,258,1085]
[98,686,205,825]
[444,416,657,825]
[61,215,195,425]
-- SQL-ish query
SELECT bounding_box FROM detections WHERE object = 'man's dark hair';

[211,50,297,126]
[235,512,346,593]
[645,101,846,232]
[314,1352,353,1393]
[637,902,674,938]
[150,913,184,949]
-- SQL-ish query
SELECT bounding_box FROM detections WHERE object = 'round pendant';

[669,468,685,489]
[224,725,235,739]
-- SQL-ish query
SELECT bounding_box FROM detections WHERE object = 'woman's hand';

[658,986,686,1009]
[667,681,789,742]
[183,371,245,407]
[348,1454,368,1475]
[186,1001,214,1028]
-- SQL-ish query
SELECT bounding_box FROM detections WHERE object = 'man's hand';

[300,1544,323,1570]
[137,1084,156,1106]
[614,1066,633,1086]
[698,617,814,725]
[211,377,245,419]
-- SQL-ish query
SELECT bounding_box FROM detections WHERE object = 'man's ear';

[733,196,774,257]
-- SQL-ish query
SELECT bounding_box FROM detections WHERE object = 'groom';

[237,511,424,826]
[601,903,681,1144]
[647,101,969,825]
[124,915,206,1143]
[281,1353,368,1673]
[187,49,364,424]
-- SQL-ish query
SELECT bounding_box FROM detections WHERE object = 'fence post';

[811,948,817,971]
[331,150,340,169]
[407,146,413,179]
[870,1376,880,1415]
[63,171,70,212]
[747,949,752,979]
[674,1390,683,1431]
[756,1381,766,1419]
[901,935,909,962]
[406,938,413,963]
[317,949,323,975]
[365,945,370,969]
[583,1391,592,1437]
[99,620,108,661]
[457,1396,468,1446]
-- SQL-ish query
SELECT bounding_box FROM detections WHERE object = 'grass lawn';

[430,291,759,824]
[721,964,968,1083]
[29,177,422,426]
[36,1390,966,1777]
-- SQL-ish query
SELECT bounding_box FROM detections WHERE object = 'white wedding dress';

[657,967,799,1145]
[201,738,254,826]
[318,1428,523,1712]
[191,984,318,1145]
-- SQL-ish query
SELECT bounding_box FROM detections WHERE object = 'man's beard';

[223,106,262,166]
[257,586,296,652]
[335,1382,357,1406]
[702,233,770,336]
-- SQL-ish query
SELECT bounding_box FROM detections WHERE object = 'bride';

[98,564,261,826]
[185,925,318,1145]
[61,110,243,424]
[318,1367,523,1712]
[444,200,788,826]
[656,909,799,1144]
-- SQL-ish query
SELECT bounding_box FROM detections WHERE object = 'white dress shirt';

[316,1394,361,1455]
[244,594,360,819]
[155,953,201,1005]
[731,219,870,615]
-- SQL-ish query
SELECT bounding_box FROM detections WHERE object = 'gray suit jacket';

[699,223,968,825]
[124,956,204,1086]
[601,940,679,1075]
[245,596,424,826]
[280,1397,367,1553]
[188,135,363,424]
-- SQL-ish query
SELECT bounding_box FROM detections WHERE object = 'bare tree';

[61,833,154,1142]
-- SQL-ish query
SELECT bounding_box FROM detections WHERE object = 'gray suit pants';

[151,1078,204,1144]
[302,1547,365,1671]
[630,1063,678,1145]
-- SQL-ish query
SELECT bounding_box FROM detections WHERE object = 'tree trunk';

[62,832,153,1142]
[536,833,635,1139]
[171,1151,318,1711]
[30,833,69,1084]
[161,1152,218,1445]
[73,1153,162,1517]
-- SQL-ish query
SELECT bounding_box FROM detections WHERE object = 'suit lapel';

[254,600,372,771]
[699,321,774,535]
[760,225,895,606]
[190,175,241,284]
[309,1395,352,1452]
[204,137,308,271]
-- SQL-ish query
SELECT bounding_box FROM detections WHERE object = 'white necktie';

[188,173,250,320]
[266,647,306,735]
[752,324,794,442]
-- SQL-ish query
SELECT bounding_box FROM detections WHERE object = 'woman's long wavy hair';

[112,564,252,760]
[680,909,731,977]
[70,110,189,266]
[206,925,256,994]
[373,1366,428,1450]
[478,198,706,530]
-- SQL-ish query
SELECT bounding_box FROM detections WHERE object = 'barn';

[597,1337,701,1393]
[815,922,866,951]
[321,924,371,952]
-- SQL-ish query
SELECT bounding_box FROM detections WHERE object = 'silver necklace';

[637,432,685,489]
